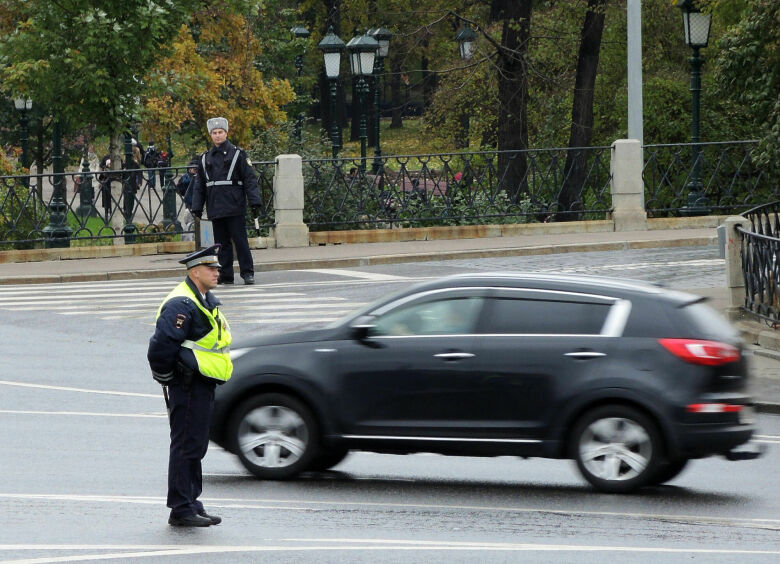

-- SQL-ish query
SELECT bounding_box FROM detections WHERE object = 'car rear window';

[681,301,740,341]
[483,297,611,335]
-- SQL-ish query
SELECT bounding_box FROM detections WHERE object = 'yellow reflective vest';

[156,281,233,383]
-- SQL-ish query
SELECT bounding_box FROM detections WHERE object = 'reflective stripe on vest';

[156,281,233,383]
[202,151,243,187]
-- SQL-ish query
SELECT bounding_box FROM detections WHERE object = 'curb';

[0,235,718,285]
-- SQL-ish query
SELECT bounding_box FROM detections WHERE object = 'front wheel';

[228,393,319,480]
[571,405,663,493]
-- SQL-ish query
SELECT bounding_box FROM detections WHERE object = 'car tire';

[309,447,350,472]
[649,458,689,485]
[228,393,319,480]
[571,405,663,494]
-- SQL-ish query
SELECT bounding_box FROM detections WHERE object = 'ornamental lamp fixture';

[679,2,711,48]
[454,23,477,60]
[318,26,346,79]
[370,26,393,58]
[290,25,311,40]
[14,97,32,111]
[346,30,378,77]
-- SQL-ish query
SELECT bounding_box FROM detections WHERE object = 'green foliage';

[0,1,203,133]
[0,177,46,249]
[713,0,780,172]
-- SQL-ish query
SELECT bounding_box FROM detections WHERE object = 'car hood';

[232,327,338,349]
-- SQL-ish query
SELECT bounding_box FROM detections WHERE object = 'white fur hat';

[207,117,229,133]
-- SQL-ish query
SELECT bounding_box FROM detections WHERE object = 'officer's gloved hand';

[251,205,261,218]
[192,210,202,219]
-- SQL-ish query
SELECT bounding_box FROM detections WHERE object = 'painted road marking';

[301,268,409,281]
[0,542,778,563]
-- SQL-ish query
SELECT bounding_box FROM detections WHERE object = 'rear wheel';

[571,405,662,493]
[228,393,318,480]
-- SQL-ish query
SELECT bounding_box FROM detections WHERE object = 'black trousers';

[212,214,253,281]
[167,376,215,519]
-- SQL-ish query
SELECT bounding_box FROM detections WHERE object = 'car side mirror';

[349,316,379,343]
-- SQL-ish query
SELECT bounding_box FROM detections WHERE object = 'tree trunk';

[557,0,607,221]
[109,131,123,171]
[493,0,532,203]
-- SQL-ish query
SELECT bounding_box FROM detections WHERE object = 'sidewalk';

[1,226,778,415]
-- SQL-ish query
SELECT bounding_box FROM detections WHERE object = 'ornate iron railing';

[643,140,771,215]
[302,147,612,230]
[737,201,780,324]
[0,161,275,249]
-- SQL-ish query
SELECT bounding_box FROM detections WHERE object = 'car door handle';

[564,351,606,360]
[434,352,475,360]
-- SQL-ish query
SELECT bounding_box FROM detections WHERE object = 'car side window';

[371,297,484,336]
[483,297,611,335]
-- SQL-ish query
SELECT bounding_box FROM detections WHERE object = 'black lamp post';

[346,30,378,172]
[454,23,477,149]
[13,98,32,180]
[679,0,712,216]
[318,26,346,159]
[43,120,72,248]
[370,26,392,173]
[291,25,311,143]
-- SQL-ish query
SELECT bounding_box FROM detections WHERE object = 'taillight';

[658,339,740,366]
[686,403,743,413]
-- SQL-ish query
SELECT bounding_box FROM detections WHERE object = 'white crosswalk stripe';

[0,277,369,326]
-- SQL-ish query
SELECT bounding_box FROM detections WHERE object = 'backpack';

[143,146,160,168]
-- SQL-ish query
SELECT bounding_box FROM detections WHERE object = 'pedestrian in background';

[191,117,261,285]
[147,244,232,528]
[143,141,160,189]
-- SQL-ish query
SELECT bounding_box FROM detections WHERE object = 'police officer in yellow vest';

[147,244,232,527]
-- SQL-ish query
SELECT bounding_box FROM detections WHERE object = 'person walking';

[190,117,261,285]
[147,244,233,528]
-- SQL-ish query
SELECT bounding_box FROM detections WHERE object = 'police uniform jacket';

[190,140,261,220]
[147,277,223,381]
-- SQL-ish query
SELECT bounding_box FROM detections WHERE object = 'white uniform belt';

[181,340,230,354]
[205,180,243,186]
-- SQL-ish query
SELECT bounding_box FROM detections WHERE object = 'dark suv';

[210,273,761,493]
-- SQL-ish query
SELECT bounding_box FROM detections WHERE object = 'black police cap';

[179,244,221,269]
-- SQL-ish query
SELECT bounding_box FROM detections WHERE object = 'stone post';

[610,139,647,231]
[723,215,749,319]
[272,154,309,247]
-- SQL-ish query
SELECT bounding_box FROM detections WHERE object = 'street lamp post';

[121,133,137,243]
[291,25,311,144]
[162,134,181,232]
[346,30,378,172]
[679,0,712,216]
[370,26,392,173]
[454,24,477,148]
[13,98,32,182]
[318,26,346,159]
[42,120,72,248]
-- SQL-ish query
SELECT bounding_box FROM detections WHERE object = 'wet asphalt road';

[1,245,779,562]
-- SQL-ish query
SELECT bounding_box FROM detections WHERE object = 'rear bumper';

[673,423,755,458]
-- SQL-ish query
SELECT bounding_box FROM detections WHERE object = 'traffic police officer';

[191,117,262,285]
[147,244,233,527]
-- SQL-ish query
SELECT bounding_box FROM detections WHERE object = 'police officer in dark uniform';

[191,117,262,286]
[147,244,233,527]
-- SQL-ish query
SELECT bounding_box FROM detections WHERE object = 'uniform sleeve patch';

[175,313,186,329]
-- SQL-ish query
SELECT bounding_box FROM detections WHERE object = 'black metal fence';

[303,147,612,230]
[643,141,771,216]
[0,162,276,250]
[737,201,780,324]
[2,141,777,248]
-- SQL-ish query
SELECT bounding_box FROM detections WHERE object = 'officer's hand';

[192,210,202,219]
[251,205,261,218]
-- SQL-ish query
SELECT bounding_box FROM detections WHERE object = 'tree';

[140,7,295,150]
[557,0,608,218]
[0,0,204,169]
[713,0,780,174]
